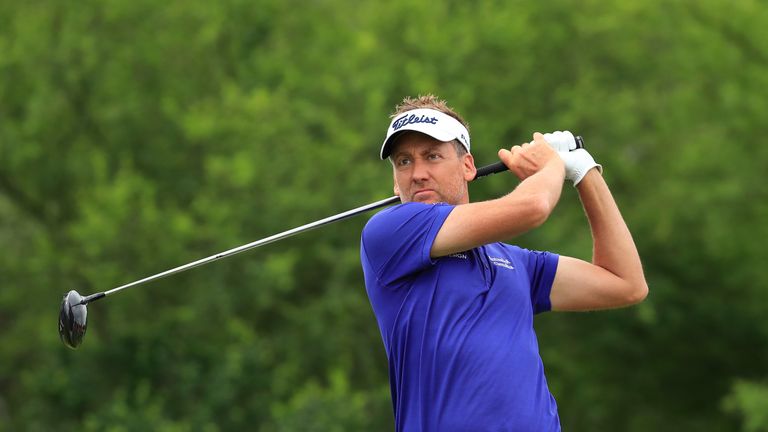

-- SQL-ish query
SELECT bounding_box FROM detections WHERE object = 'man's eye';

[397,158,411,166]
[428,153,442,160]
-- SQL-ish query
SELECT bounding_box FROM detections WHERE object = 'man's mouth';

[413,189,436,200]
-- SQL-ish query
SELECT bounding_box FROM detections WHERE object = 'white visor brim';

[380,108,470,159]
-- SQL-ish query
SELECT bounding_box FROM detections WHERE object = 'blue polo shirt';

[360,202,560,432]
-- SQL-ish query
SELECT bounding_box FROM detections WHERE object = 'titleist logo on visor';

[392,113,439,130]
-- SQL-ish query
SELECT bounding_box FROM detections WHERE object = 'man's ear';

[393,173,400,196]
[463,153,477,182]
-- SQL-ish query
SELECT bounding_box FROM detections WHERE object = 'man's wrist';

[560,149,602,186]
[574,165,603,189]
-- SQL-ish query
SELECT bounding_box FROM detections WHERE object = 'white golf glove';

[539,131,602,186]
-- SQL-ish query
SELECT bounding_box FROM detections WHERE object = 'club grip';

[472,135,584,181]
[474,161,508,179]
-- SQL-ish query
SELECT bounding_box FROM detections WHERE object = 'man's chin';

[410,191,442,204]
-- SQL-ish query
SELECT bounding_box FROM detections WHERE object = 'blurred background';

[1,0,767,430]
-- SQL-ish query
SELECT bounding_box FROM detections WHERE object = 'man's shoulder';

[364,202,454,232]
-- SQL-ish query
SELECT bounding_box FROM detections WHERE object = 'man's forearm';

[511,159,565,217]
[577,170,648,294]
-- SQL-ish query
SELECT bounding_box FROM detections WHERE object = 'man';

[360,95,648,431]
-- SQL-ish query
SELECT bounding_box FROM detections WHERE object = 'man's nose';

[411,159,430,182]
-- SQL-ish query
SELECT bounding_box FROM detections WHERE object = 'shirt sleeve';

[361,202,454,288]
[523,249,560,314]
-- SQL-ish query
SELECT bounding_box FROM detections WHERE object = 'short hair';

[390,94,470,157]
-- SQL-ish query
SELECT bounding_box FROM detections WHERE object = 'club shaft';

[101,195,401,298]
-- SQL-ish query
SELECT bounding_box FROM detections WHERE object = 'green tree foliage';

[1,0,766,430]
[724,380,768,432]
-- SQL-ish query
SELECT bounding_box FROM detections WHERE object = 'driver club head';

[59,290,88,349]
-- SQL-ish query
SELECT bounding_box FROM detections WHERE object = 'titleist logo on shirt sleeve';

[392,114,439,130]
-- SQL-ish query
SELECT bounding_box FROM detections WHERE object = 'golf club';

[59,136,584,349]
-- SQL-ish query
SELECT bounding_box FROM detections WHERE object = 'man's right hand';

[498,132,565,181]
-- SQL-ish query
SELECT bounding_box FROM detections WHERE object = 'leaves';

[1,0,767,430]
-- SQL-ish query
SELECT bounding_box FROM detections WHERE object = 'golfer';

[360,95,648,431]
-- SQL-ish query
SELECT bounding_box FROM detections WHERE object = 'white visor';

[380,108,471,159]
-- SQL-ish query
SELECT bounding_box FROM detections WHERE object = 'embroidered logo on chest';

[488,256,515,270]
